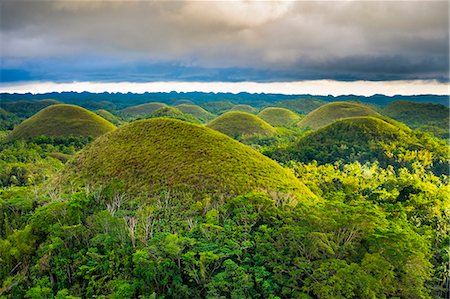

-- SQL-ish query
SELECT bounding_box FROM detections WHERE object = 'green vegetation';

[95,109,122,126]
[0,97,448,299]
[56,118,314,199]
[175,104,215,123]
[269,116,449,175]
[0,108,21,131]
[383,100,450,139]
[275,98,325,114]
[298,102,383,130]
[121,102,167,117]
[7,104,116,140]
[207,111,277,139]
[229,104,258,114]
[258,107,301,127]
[200,101,235,114]
[146,107,201,124]
[0,99,59,118]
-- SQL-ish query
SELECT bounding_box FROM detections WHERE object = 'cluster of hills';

[0,93,448,299]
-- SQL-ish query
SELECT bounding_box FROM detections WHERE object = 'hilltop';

[7,104,116,140]
[275,98,325,114]
[258,107,300,127]
[298,102,384,130]
[383,100,449,139]
[207,111,277,139]
[176,104,215,123]
[0,99,59,118]
[230,104,258,114]
[121,102,167,117]
[200,101,235,114]
[147,106,201,124]
[95,109,122,126]
[276,116,448,174]
[57,118,315,200]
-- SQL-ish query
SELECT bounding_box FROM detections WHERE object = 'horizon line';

[0,80,449,97]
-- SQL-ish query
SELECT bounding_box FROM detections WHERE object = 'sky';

[0,0,449,95]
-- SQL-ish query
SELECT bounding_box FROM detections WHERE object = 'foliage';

[257,107,301,127]
[268,117,449,176]
[207,111,277,139]
[275,98,325,114]
[7,104,116,140]
[383,100,449,139]
[121,102,167,117]
[56,118,314,200]
[146,107,201,124]
[229,104,258,114]
[200,101,235,115]
[298,101,388,130]
[175,104,216,123]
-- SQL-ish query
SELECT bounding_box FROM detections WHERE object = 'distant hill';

[207,111,277,139]
[230,104,258,114]
[8,104,116,140]
[275,98,325,114]
[0,99,59,118]
[257,107,301,127]
[274,116,449,175]
[176,104,215,123]
[56,118,316,200]
[383,100,449,139]
[200,101,235,115]
[95,109,122,126]
[0,108,21,130]
[298,102,385,130]
[121,102,167,117]
[147,106,201,124]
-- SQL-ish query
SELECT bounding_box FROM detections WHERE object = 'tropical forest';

[0,93,448,299]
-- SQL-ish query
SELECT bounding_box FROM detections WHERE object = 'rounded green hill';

[57,118,315,200]
[148,106,201,124]
[7,104,116,140]
[282,116,448,174]
[176,104,215,123]
[207,111,277,138]
[298,102,381,130]
[121,102,167,117]
[258,107,301,127]
[95,109,122,125]
[230,104,258,114]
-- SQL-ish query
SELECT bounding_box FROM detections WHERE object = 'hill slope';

[207,111,277,138]
[258,107,301,127]
[121,102,167,117]
[276,116,449,175]
[0,99,59,118]
[275,98,325,114]
[298,102,381,130]
[147,107,201,124]
[176,104,215,123]
[57,118,315,200]
[230,104,258,114]
[383,100,449,139]
[8,104,116,140]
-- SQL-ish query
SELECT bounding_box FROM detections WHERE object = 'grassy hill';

[8,104,116,140]
[95,109,122,126]
[56,118,315,200]
[0,108,21,130]
[200,101,235,115]
[275,98,325,114]
[258,107,301,127]
[121,102,167,117]
[298,102,387,130]
[0,99,59,118]
[383,100,449,139]
[207,111,277,139]
[176,104,215,123]
[147,107,201,124]
[230,104,258,114]
[276,116,449,175]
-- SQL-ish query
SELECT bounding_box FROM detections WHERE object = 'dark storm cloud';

[1,0,448,82]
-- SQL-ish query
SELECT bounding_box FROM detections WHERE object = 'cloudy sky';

[0,0,449,95]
